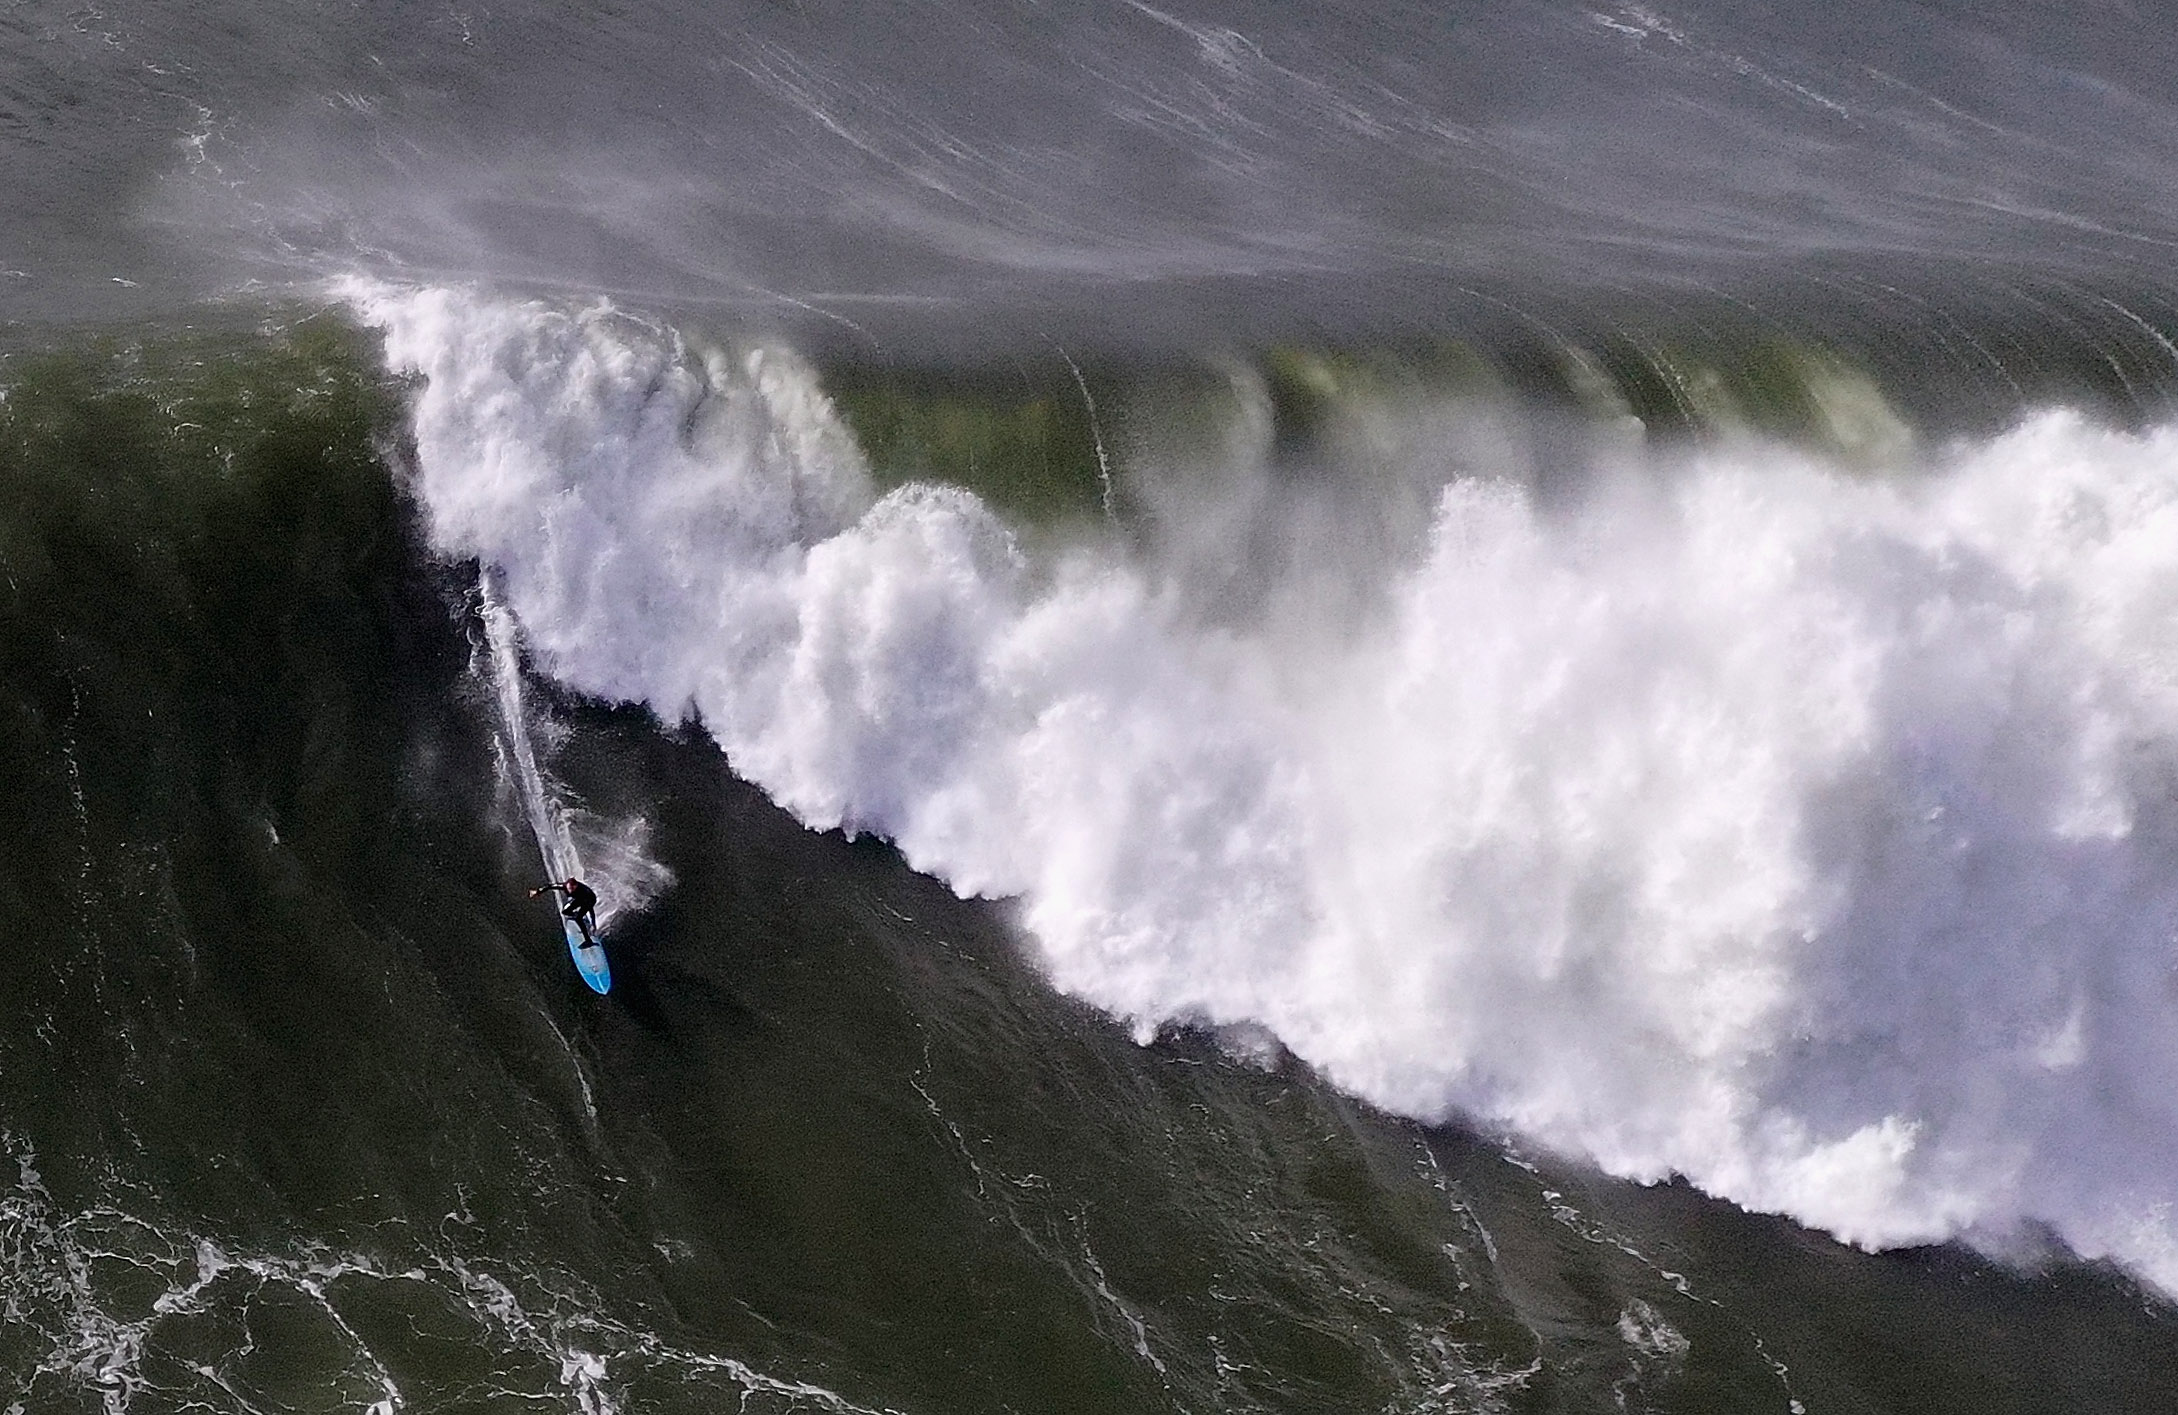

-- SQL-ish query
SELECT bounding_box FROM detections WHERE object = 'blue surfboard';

[565,919,611,994]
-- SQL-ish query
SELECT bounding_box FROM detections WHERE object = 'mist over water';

[18,0,2178,352]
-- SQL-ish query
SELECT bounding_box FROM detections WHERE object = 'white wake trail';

[475,568,671,942]
[359,280,2178,1294]
[479,572,587,896]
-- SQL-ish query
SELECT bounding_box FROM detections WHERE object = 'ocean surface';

[10,2,2178,1410]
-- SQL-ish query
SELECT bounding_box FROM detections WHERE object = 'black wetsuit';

[550,880,599,942]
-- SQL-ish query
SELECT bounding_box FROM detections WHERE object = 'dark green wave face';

[2,315,2176,1415]
[814,286,2178,536]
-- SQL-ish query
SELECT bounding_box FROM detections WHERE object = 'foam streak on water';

[0,1133,894,1415]
[359,281,2178,1294]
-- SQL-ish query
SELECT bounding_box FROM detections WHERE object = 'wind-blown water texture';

[23,0,2178,350]
[362,280,2178,1295]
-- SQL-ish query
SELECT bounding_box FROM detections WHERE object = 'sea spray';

[475,570,673,942]
[480,572,587,899]
[361,281,2178,1294]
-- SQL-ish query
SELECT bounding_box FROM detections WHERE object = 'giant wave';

[358,279,2178,1295]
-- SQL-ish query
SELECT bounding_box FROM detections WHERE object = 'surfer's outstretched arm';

[530,879,599,944]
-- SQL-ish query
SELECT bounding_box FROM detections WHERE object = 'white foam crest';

[357,281,2178,1293]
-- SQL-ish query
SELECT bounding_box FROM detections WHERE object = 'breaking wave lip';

[354,276,2178,1296]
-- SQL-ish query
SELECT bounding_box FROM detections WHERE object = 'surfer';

[531,876,599,945]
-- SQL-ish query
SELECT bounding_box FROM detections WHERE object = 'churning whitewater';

[359,281,2178,1294]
